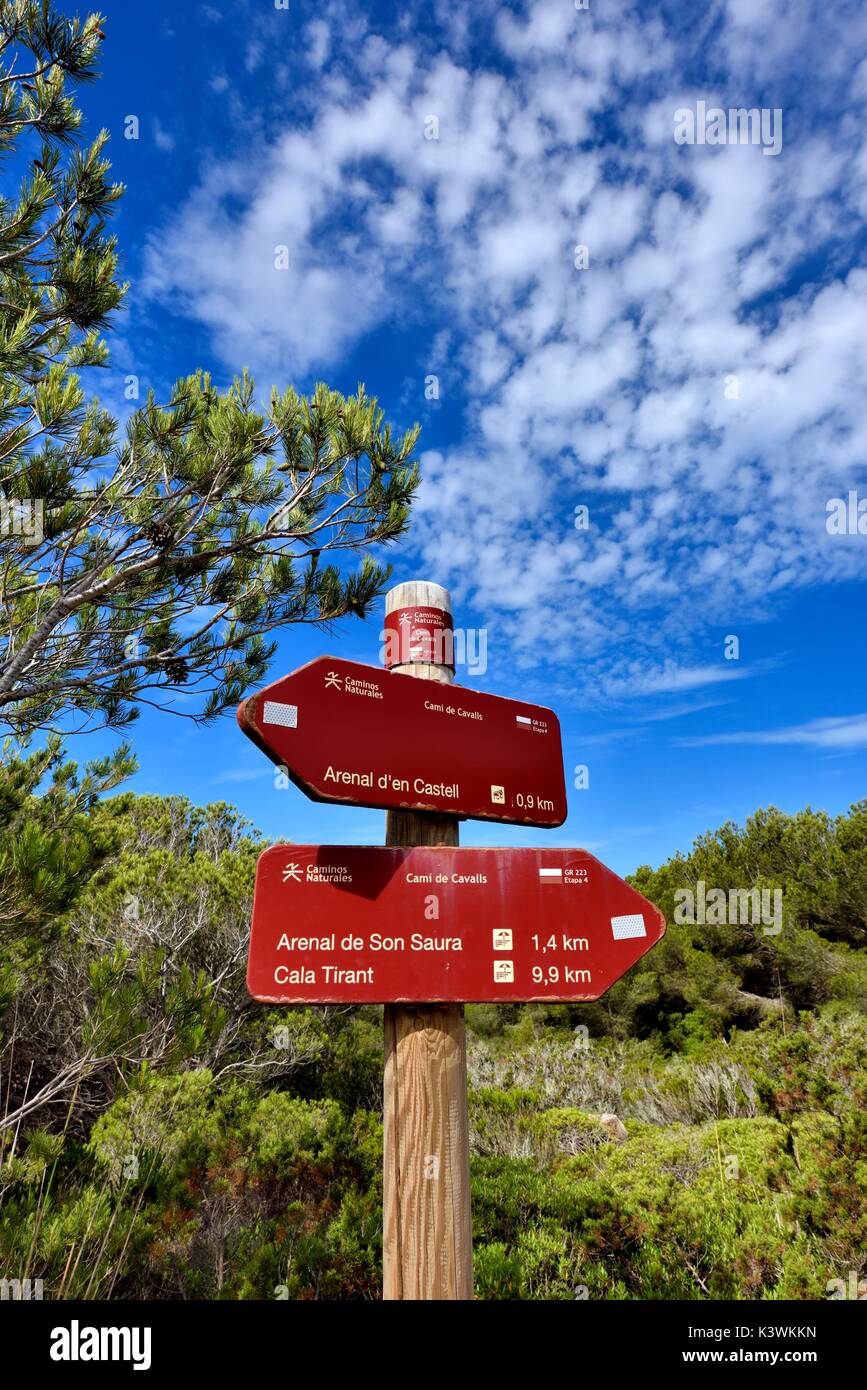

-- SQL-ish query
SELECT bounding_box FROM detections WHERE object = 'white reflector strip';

[263,701,298,728]
[611,913,646,940]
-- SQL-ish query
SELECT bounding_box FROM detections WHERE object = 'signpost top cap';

[385,580,452,616]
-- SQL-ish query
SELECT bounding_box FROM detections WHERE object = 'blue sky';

[61,0,867,875]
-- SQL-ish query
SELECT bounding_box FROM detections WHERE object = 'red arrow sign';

[237,657,567,827]
[247,846,665,1003]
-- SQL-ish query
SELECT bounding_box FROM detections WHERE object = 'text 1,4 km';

[531,933,590,953]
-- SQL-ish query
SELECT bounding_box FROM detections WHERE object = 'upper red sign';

[247,845,666,1003]
[237,657,567,827]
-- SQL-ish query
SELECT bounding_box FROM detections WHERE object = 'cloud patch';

[141,0,867,697]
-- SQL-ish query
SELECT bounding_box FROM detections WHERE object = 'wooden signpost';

[380,581,469,1300]
[238,579,667,1302]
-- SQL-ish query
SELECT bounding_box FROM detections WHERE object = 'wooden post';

[382,581,474,1300]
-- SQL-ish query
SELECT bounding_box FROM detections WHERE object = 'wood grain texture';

[382,581,473,1301]
[385,578,453,617]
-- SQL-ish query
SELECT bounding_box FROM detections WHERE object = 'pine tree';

[0,734,133,951]
[0,3,420,740]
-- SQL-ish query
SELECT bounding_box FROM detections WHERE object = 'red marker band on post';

[382,604,454,669]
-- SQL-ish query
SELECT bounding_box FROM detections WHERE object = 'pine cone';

[162,656,189,685]
[143,520,174,549]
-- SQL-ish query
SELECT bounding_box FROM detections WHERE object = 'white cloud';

[305,20,331,71]
[245,39,264,74]
[140,0,867,696]
[621,664,752,697]
[153,119,175,153]
[215,766,273,784]
[682,715,867,749]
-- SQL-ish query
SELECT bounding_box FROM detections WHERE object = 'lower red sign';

[247,846,666,1003]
